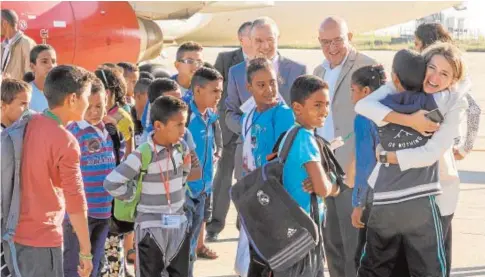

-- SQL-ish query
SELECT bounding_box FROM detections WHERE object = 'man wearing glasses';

[313,17,377,277]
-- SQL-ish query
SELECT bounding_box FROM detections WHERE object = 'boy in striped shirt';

[64,78,125,276]
[104,96,196,277]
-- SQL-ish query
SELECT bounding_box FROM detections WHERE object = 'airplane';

[1,1,461,71]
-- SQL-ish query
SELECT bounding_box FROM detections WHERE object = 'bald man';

[313,17,377,277]
[1,9,36,80]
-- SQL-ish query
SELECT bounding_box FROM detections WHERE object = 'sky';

[465,0,485,31]
[374,0,485,36]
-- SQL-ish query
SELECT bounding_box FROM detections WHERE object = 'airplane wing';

[130,1,274,20]
[180,1,463,46]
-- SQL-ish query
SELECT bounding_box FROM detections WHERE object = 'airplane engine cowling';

[1,1,162,70]
[137,17,164,62]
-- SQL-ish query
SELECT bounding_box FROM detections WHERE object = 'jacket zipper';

[200,118,210,195]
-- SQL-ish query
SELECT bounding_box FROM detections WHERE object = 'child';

[185,67,223,274]
[141,78,183,141]
[95,66,134,156]
[172,41,204,97]
[182,62,216,104]
[357,49,445,277]
[349,65,385,268]
[64,78,124,277]
[235,58,295,277]
[95,66,136,276]
[1,78,32,130]
[241,57,295,175]
[131,78,152,147]
[140,78,201,181]
[0,78,32,277]
[23,72,35,82]
[104,96,194,277]
[247,75,339,277]
[117,62,140,106]
[3,65,94,277]
[28,44,57,112]
[139,71,155,81]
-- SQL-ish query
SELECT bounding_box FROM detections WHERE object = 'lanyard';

[43,110,63,125]
[244,108,264,137]
[152,142,172,210]
[343,132,353,142]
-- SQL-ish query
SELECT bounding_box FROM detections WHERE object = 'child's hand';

[329,136,344,150]
[375,144,384,161]
[351,207,365,229]
[303,178,314,193]
[103,115,117,126]
[453,147,466,161]
[410,110,440,136]
[213,152,221,164]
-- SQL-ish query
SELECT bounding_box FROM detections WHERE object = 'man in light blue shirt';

[315,54,348,141]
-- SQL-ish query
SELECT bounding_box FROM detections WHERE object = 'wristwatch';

[379,151,389,166]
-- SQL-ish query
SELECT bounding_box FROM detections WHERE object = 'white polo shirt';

[316,54,349,141]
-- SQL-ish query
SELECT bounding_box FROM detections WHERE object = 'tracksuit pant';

[357,196,446,277]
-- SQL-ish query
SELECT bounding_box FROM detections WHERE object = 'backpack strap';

[185,108,193,128]
[137,143,152,186]
[131,143,152,218]
[278,126,302,163]
[310,192,324,268]
[107,123,122,165]
[314,134,348,192]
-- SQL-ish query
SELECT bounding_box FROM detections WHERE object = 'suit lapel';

[238,60,251,102]
[277,56,291,90]
[332,48,358,104]
[232,48,244,67]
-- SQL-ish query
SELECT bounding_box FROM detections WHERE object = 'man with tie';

[313,17,377,277]
[1,9,36,80]
[207,21,254,242]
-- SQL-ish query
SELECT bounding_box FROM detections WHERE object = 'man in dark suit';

[206,21,253,241]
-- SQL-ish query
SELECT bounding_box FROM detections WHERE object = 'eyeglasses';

[178,59,203,67]
[319,36,345,47]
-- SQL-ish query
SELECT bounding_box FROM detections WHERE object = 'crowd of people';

[1,7,482,277]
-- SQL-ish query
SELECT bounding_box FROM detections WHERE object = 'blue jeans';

[185,192,207,277]
[63,217,110,277]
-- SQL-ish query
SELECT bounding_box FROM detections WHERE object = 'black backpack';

[272,130,347,191]
[230,126,322,273]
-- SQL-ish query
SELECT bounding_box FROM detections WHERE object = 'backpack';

[106,124,135,234]
[268,131,349,195]
[1,112,35,277]
[230,126,322,273]
[112,142,152,223]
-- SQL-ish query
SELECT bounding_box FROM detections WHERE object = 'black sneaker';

[205,232,219,242]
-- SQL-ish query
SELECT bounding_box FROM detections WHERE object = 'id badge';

[330,136,345,150]
[161,214,183,229]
